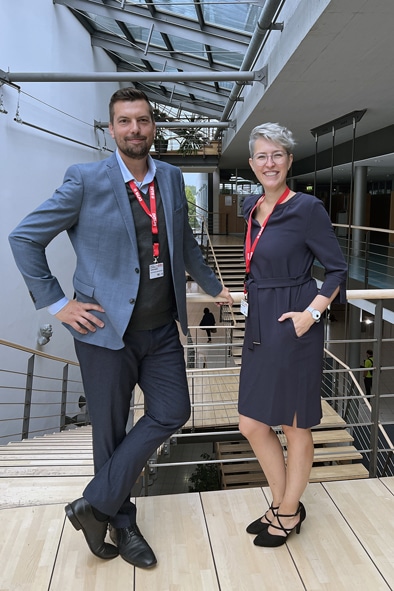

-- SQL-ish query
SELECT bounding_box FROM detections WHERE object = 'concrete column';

[288,177,297,191]
[352,165,368,256]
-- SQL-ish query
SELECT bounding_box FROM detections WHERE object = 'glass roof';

[57,0,268,120]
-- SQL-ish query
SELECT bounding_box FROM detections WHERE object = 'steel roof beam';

[91,32,238,73]
[54,0,250,52]
[2,70,261,83]
[130,87,224,118]
[140,80,229,106]
[95,121,232,129]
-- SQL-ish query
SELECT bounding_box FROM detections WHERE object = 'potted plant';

[188,452,220,492]
[153,128,169,154]
[153,108,171,154]
[176,127,209,156]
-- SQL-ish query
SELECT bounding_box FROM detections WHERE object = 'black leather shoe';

[65,498,119,559]
[109,525,157,569]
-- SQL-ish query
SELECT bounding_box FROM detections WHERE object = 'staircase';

[208,243,245,365]
[215,399,369,488]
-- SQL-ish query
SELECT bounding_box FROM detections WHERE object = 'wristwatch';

[306,306,321,322]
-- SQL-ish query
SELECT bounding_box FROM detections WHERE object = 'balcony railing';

[1,289,394,485]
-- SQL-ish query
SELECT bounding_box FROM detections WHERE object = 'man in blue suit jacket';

[9,87,233,569]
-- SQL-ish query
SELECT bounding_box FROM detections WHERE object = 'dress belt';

[245,271,312,349]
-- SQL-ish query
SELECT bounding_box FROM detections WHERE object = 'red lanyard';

[245,187,290,276]
[128,180,159,261]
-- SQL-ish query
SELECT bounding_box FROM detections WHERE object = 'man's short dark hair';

[109,87,155,123]
[366,349,373,356]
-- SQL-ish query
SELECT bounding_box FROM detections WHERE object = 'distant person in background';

[363,349,374,396]
[66,395,90,427]
[200,307,216,342]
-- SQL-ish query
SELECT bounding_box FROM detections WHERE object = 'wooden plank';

[311,429,354,445]
[3,444,93,450]
[220,473,263,489]
[201,488,305,590]
[0,452,93,459]
[216,441,252,456]
[0,476,91,508]
[221,464,369,488]
[380,476,394,495]
[323,478,394,587]
[0,504,65,591]
[220,461,261,475]
[286,483,392,590]
[309,463,369,482]
[0,458,93,466]
[134,493,220,591]
[220,447,362,473]
[313,446,362,463]
[51,513,134,591]
[319,399,346,427]
[0,465,94,477]
[260,429,353,448]
[218,443,361,463]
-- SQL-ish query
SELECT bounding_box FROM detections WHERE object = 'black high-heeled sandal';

[253,502,306,547]
[246,504,279,535]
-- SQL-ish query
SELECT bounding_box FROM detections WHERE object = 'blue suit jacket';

[9,153,223,349]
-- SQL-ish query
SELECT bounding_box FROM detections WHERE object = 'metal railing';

[1,290,394,487]
[0,339,85,442]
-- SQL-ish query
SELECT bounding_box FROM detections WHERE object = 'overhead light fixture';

[310,110,367,138]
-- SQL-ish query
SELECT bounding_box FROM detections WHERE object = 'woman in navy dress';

[238,123,347,547]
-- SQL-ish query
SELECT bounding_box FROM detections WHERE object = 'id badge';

[149,262,164,279]
[240,298,249,317]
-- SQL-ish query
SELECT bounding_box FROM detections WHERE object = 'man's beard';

[119,138,151,159]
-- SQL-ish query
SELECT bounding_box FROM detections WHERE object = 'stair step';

[216,431,368,489]
[219,462,369,488]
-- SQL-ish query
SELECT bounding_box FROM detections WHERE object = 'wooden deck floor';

[0,404,392,591]
[1,478,393,590]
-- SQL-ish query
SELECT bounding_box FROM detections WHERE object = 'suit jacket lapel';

[155,165,174,259]
[106,154,139,250]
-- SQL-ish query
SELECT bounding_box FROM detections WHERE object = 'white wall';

[1,0,120,360]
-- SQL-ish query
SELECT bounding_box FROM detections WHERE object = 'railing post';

[22,355,34,440]
[364,230,370,288]
[369,299,383,477]
[190,374,195,431]
[60,363,69,431]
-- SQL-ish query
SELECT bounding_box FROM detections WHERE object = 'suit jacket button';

[135,268,140,274]
[129,298,135,304]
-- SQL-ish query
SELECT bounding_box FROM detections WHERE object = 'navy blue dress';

[238,192,347,428]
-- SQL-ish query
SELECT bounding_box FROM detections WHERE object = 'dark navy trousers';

[74,320,190,527]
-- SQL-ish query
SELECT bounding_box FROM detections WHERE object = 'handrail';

[324,346,394,453]
[334,222,394,235]
[196,215,237,326]
[0,338,79,365]
[188,289,394,304]
[2,287,393,361]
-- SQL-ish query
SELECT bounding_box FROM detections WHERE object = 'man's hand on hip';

[55,300,105,334]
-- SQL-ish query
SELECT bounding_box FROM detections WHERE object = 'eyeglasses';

[252,151,288,165]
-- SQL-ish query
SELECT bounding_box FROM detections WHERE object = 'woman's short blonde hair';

[249,122,296,157]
